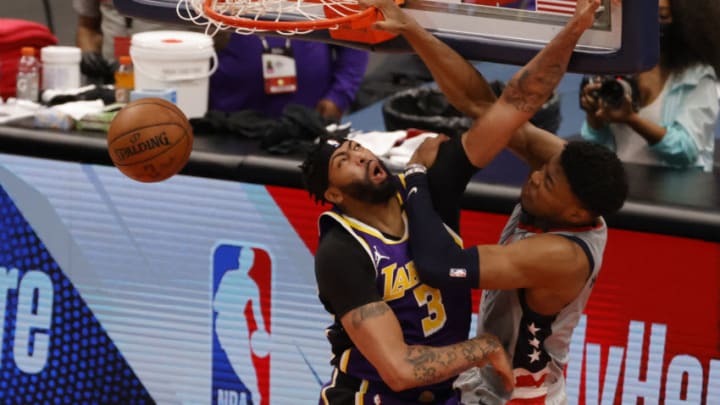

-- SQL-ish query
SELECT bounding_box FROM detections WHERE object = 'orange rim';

[203,0,379,30]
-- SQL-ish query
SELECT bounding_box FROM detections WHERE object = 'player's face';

[520,153,587,224]
[325,140,395,205]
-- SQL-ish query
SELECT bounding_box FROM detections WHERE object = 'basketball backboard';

[113,0,658,74]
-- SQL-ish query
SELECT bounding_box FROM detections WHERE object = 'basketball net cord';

[177,0,381,36]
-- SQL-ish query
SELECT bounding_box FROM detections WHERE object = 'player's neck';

[344,197,405,238]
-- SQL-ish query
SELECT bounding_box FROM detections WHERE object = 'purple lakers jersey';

[318,179,472,398]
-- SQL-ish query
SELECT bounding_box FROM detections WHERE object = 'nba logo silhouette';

[212,243,272,405]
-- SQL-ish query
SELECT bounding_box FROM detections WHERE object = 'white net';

[177,0,370,35]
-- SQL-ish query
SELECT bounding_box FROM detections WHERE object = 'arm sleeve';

[405,172,480,289]
[426,134,481,233]
[648,123,700,166]
[315,225,382,319]
[322,46,370,112]
[651,73,718,168]
[580,120,616,151]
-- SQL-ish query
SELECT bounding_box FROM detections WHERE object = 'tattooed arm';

[316,226,513,392]
[459,0,600,167]
[340,301,513,392]
[366,0,600,169]
[365,0,495,119]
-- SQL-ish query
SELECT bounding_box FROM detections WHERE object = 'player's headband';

[316,137,349,193]
[301,136,349,203]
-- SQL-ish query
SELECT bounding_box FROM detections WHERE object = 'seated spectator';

[580,0,720,172]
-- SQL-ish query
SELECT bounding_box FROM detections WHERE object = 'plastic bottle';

[114,55,134,104]
[41,46,82,91]
[16,47,41,102]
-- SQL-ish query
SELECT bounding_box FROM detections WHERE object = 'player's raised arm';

[460,0,600,168]
[367,0,600,169]
[362,0,496,118]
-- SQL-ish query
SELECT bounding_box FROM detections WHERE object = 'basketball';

[107,98,193,182]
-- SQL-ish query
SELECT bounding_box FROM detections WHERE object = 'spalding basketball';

[107,98,193,182]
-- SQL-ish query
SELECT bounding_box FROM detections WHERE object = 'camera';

[581,75,640,111]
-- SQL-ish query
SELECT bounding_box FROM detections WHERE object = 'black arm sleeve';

[405,172,480,289]
[427,134,480,233]
[315,225,382,319]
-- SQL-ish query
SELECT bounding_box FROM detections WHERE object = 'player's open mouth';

[368,160,386,183]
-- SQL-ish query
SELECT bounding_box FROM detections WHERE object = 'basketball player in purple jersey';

[300,1,605,403]
[302,137,511,404]
[363,0,629,403]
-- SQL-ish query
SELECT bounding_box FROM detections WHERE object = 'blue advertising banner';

[0,154,330,404]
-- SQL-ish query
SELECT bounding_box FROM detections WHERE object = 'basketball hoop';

[177,0,401,44]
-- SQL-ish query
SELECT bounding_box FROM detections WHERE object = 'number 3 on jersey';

[380,261,447,336]
[413,284,447,336]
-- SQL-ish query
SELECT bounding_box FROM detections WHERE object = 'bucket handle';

[129,50,219,82]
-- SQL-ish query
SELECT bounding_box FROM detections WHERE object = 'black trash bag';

[382,86,473,138]
[350,54,434,113]
[382,82,563,137]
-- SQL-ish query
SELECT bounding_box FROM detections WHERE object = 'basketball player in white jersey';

[363,0,629,403]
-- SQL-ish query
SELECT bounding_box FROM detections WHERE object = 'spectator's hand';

[408,134,449,168]
[316,99,342,122]
[595,95,634,123]
[80,51,115,84]
[359,0,419,34]
[579,80,601,114]
[580,79,607,129]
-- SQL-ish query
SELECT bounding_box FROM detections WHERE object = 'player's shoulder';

[545,233,597,284]
[522,233,589,268]
[316,222,368,265]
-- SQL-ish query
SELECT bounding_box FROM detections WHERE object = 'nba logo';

[212,243,273,405]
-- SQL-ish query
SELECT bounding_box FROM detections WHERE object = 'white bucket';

[130,31,217,118]
[41,46,82,91]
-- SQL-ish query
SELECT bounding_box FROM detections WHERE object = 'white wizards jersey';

[455,204,607,405]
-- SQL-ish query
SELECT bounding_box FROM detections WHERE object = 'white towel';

[350,130,407,157]
[386,132,439,166]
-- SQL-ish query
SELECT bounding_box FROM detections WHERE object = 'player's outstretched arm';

[461,0,600,168]
[403,169,588,295]
[365,0,599,169]
[361,0,495,118]
[317,227,513,392]
[340,300,514,392]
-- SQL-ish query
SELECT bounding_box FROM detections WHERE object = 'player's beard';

[340,161,396,204]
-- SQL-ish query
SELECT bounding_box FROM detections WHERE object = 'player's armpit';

[507,122,567,171]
